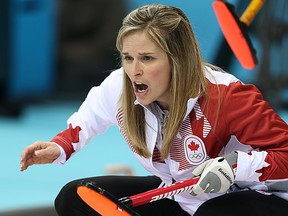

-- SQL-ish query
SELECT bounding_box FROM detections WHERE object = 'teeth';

[134,82,146,93]
[138,89,145,93]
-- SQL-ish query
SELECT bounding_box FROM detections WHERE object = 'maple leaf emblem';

[188,141,199,152]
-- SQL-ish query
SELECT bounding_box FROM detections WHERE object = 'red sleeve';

[51,123,82,160]
[223,81,288,180]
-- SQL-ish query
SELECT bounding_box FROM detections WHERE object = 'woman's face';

[122,31,172,110]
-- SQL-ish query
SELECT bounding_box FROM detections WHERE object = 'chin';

[137,98,152,106]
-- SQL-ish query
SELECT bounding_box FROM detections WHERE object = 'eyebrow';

[121,52,154,55]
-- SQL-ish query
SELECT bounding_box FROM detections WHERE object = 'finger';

[20,154,43,171]
[20,160,30,171]
[21,143,39,161]
[20,149,34,171]
[20,163,26,171]
[20,152,39,171]
[20,142,43,171]
[20,157,34,171]
[20,141,48,161]
[21,148,58,171]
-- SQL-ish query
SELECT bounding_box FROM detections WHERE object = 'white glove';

[191,152,237,195]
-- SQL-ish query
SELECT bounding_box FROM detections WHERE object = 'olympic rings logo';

[189,153,203,160]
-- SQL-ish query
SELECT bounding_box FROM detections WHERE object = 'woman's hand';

[20,141,61,171]
[190,152,237,195]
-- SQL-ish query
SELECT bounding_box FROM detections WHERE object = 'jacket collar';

[134,97,199,117]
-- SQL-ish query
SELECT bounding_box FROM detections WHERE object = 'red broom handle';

[120,177,200,207]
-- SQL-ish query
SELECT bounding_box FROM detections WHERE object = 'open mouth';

[134,82,148,93]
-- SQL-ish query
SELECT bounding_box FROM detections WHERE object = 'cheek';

[123,64,129,74]
[157,66,172,86]
[150,70,171,93]
[123,65,132,79]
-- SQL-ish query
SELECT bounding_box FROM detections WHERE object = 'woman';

[20,4,288,216]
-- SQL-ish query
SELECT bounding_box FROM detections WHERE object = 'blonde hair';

[116,4,207,158]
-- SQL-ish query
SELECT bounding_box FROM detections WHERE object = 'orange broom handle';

[240,0,265,26]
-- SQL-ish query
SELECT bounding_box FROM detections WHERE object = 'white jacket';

[52,67,288,215]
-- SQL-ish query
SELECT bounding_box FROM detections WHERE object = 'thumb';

[34,145,60,160]
[34,149,47,157]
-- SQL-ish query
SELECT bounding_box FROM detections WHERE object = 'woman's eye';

[142,56,153,61]
[123,56,133,61]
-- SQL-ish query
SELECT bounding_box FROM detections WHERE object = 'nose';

[131,60,143,76]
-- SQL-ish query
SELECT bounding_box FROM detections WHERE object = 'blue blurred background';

[0,0,287,214]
